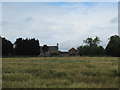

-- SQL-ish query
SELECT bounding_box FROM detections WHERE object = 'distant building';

[47,44,59,53]
[68,47,77,56]
[40,43,77,57]
[59,48,77,56]
[40,43,59,56]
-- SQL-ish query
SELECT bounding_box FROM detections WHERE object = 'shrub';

[49,52,60,57]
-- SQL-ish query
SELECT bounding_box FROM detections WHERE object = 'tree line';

[1,37,40,56]
[0,35,120,57]
[77,36,105,56]
[77,35,120,57]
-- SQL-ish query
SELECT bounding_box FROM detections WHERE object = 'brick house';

[68,47,77,56]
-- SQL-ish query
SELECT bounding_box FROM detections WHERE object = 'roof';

[69,48,77,52]
[40,46,58,51]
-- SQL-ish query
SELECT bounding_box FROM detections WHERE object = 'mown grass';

[2,57,119,88]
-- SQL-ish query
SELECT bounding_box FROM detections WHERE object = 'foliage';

[105,35,120,57]
[83,36,100,46]
[14,38,40,56]
[77,37,105,56]
[2,37,13,56]
[42,45,49,57]
[1,35,120,57]
[69,53,76,56]
[49,52,60,57]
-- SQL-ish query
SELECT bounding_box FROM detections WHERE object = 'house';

[59,48,77,56]
[40,43,59,56]
[68,47,77,56]
[40,43,77,57]
[47,46,58,53]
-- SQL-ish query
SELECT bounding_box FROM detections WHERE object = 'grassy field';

[2,57,119,88]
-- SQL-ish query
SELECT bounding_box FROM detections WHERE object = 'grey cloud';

[24,17,34,22]
[2,21,11,26]
[111,17,117,24]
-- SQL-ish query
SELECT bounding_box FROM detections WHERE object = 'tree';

[14,38,22,55]
[0,36,2,57]
[42,45,49,57]
[14,38,40,56]
[2,37,13,56]
[49,52,60,57]
[77,37,105,56]
[105,35,120,57]
[83,36,100,46]
[93,36,101,45]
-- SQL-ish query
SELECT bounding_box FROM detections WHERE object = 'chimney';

[57,43,59,47]
[57,43,59,50]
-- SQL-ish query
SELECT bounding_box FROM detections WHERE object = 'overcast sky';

[2,2,118,51]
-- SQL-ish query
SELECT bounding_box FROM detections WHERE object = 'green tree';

[42,45,49,57]
[83,36,100,46]
[14,38,40,56]
[2,37,13,56]
[77,37,104,56]
[14,38,22,55]
[0,36,2,57]
[105,35,120,57]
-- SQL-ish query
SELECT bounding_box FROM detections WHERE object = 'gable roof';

[69,48,77,52]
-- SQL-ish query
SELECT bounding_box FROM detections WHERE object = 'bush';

[77,45,105,56]
[49,52,60,57]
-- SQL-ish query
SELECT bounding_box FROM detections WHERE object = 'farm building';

[40,43,77,56]
[40,43,59,56]
[60,48,78,56]
[69,47,77,56]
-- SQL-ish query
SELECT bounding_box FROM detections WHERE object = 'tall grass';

[2,57,119,88]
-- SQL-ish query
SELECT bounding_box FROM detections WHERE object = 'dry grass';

[2,57,119,88]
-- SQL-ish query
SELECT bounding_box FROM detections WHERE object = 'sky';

[1,2,118,51]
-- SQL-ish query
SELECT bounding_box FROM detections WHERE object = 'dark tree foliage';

[77,37,105,56]
[0,36,2,57]
[105,35,120,57]
[42,45,49,57]
[49,52,60,57]
[14,38,40,56]
[83,36,101,46]
[2,37,13,56]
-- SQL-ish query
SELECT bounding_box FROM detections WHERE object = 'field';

[2,57,119,88]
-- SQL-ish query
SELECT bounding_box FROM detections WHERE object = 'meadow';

[2,57,119,88]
